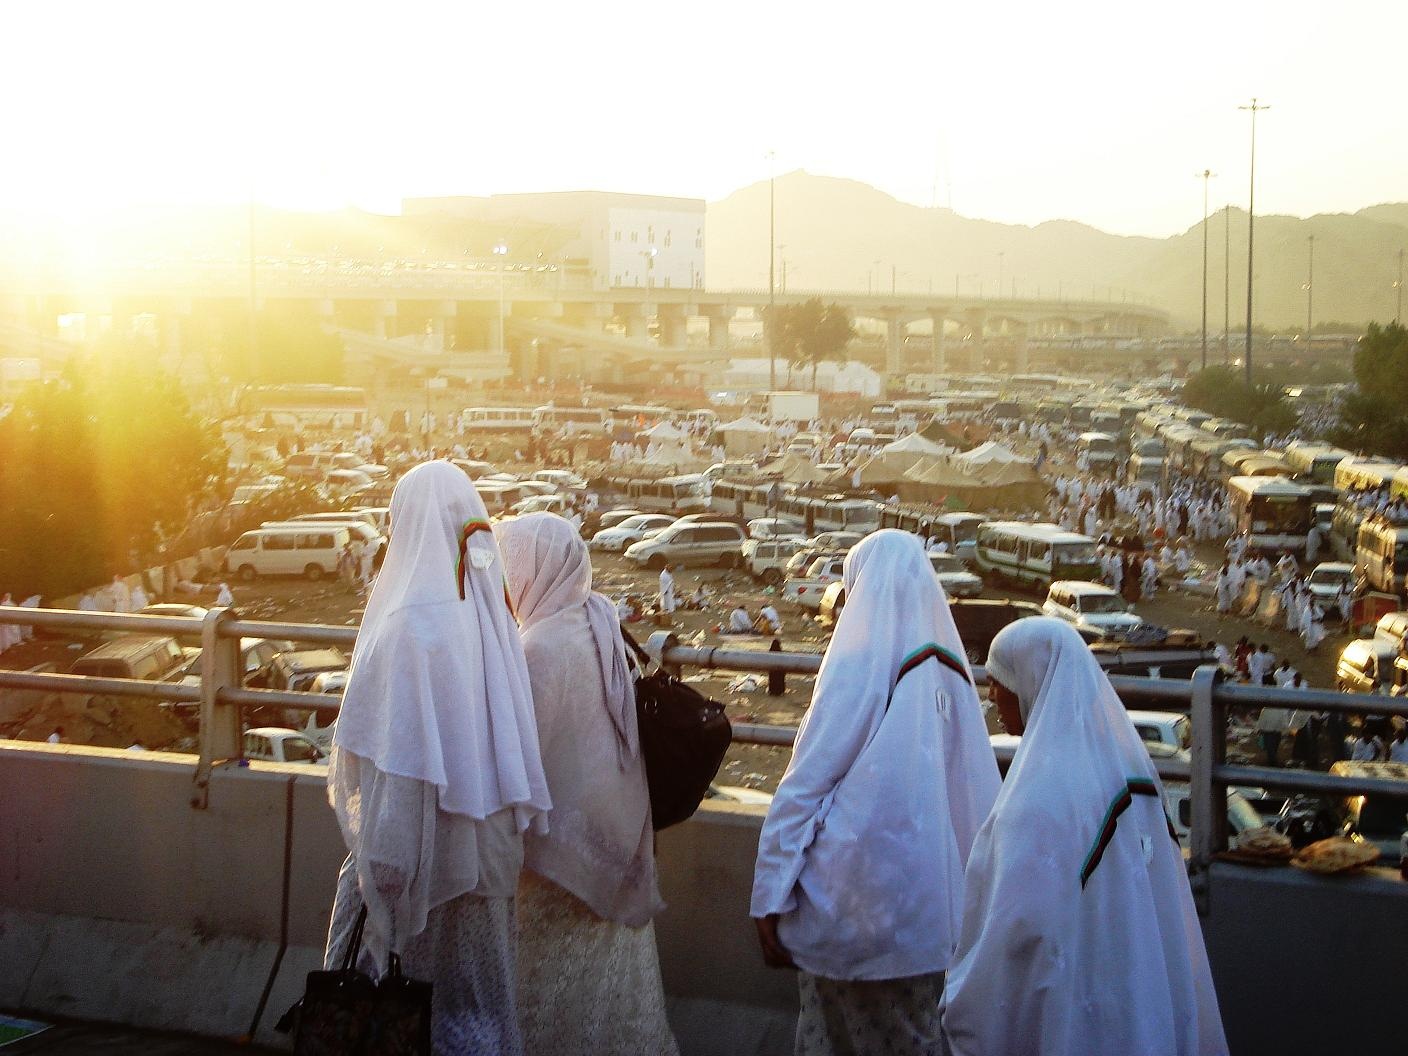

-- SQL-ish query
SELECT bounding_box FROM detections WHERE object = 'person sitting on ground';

[940,618,1228,1056]
[758,603,782,636]
[725,604,754,634]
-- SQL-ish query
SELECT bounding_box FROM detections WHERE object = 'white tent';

[955,440,1027,467]
[640,421,688,441]
[717,416,772,457]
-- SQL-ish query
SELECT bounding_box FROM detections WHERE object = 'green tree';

[763,298,856,391]
[1331,321,1408,458]
[1180,365,1298,441]
[0,359,225,599]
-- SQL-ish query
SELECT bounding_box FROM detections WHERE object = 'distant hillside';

[704,171,1408,330]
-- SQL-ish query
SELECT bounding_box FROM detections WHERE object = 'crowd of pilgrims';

[324,459,1228,1056]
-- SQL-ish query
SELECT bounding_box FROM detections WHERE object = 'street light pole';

[1223,204,1231,365]
[767,151,776,391]
[1305,234,1314,344]
[1396,248,1404,325]
[1239,97,1270,386]
[493,241,509,364]
[1196,170,1215,370]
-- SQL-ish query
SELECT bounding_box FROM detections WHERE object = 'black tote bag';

[278,905,432,1056]
[622,627,733,830]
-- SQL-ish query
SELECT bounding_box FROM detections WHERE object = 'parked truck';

[750,390,820,423]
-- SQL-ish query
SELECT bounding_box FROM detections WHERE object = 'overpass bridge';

[0,260,1170,383]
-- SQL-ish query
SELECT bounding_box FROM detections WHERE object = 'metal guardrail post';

[1187,663,1226,914]
[191,606,243,810]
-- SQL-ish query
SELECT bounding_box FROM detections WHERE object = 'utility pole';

[997,252,1005,299]
[767,151,776,390]
[247,197,257,367]
[1239,97,1270,386]
[891,264,896,296]
[1396,248,1404,325]
[1196,170,1215,369]
[1304,234,1314,344]
[1223,204,1231,365]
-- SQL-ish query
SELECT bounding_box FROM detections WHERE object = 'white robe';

[658,570,676,614]
[941,618,1227,1056]
[752,531,999,981]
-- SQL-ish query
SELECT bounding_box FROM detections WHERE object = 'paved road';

[0,1017,276,1053]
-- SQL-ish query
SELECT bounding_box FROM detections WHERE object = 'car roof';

[1328,761,1408,784]
[76,635,177,661]
[276,649,347,671]
[1344,637,1398,660]
[245,727,308,739]
[1311,562,1354,574]
[1052,579,1117,595]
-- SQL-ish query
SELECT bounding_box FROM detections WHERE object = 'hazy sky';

[5,0,1405,237]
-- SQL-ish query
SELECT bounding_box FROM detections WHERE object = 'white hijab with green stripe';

[751,529,1000,980]
[942,618,1227,1056]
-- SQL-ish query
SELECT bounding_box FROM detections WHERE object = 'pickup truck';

[783,556,848,611]
[242,727,327,765]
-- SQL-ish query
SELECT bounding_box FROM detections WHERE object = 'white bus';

[1226,476,1315,552]
[1356,517,1408,598]
[973,522,1102,590]
[615,473,712,513]
[461,407,536,432]
[532,406,611,434]
[1281,442,1350,485]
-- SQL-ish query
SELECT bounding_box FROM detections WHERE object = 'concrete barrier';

[0,740,1403,1053]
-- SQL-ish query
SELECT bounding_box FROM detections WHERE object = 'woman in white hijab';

[496,512,678,1055]
[324,461,551,1056]
[751,529,1000,1056]
[941,617,1227,1056]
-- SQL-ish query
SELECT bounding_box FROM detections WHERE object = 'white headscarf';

[751,529,1000,980]
[329,461,550,959]
[942,618,1227,1056]
[497,512,660,926]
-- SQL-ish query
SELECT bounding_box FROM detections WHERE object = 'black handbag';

[277,905,432,1056]
[622,627,733,830]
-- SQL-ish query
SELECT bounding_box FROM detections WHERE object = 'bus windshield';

[1054,542,1099,564]
[1249,496,1311,533]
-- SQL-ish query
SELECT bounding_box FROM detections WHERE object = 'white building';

[404,190,705,293]
[721,357,882,397]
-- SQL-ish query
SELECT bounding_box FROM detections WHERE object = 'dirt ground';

[3,522,1357,791]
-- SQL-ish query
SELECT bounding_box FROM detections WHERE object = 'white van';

[223,525,352,582]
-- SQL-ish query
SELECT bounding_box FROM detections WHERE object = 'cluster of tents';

[836,432,1046,509]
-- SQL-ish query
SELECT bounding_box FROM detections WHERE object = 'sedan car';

[590,514,678,552]
[929,552,983,598]
[1306,562,1354,616]
[1042,580,1143,642]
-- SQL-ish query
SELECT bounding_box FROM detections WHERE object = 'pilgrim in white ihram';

[497,512,677,1055]
[324,461,551,1055]
[752,530,1000,1054]
[940,617,1227,1056]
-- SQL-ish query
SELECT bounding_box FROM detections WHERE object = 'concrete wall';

[0,740,1403,1053]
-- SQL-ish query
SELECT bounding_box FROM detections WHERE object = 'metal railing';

[3,606,1406,888]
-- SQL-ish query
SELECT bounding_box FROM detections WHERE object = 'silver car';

[624,521,748,570]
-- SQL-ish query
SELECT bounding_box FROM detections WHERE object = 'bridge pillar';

[706,307,733,353]
[371,300,397,340]
[883,310,904,390]
[960,307,987,373]
[1010,321,1030,372]
[658,305,688,349]
[927,311,947,375]
[619,304,649,341]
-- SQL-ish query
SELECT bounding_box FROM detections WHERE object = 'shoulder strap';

[620,625,652,672]
[887,642,972,707]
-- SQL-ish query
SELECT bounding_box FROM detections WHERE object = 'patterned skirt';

[325,859,522,1056]
[795,971,946,1056]
[516,871,679,1056]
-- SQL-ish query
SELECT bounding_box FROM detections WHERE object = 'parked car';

[450,459,498,480]
[929,552,984,599]
[71,635,190,682]
[746,516,807,541]
[1335,637,1399,694]
[529,469,587,491]
[1086,637,1220,679]
[1127,710,1193,753]
[248,648,349,693]
[808,531,864,551]
[510,493,573,517]
[1306,562,1355,613]
[223,525,353,582]
[624,521,748,570]
[1374,610,1408,653]
[741,538,807,585]
[784,555,848,611]
[1042,580,1144,642]
[785,546,841,578]
[590,514,677,552]
[242,727,327,765]
[100,604,210,648]
[594,509,644,532]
